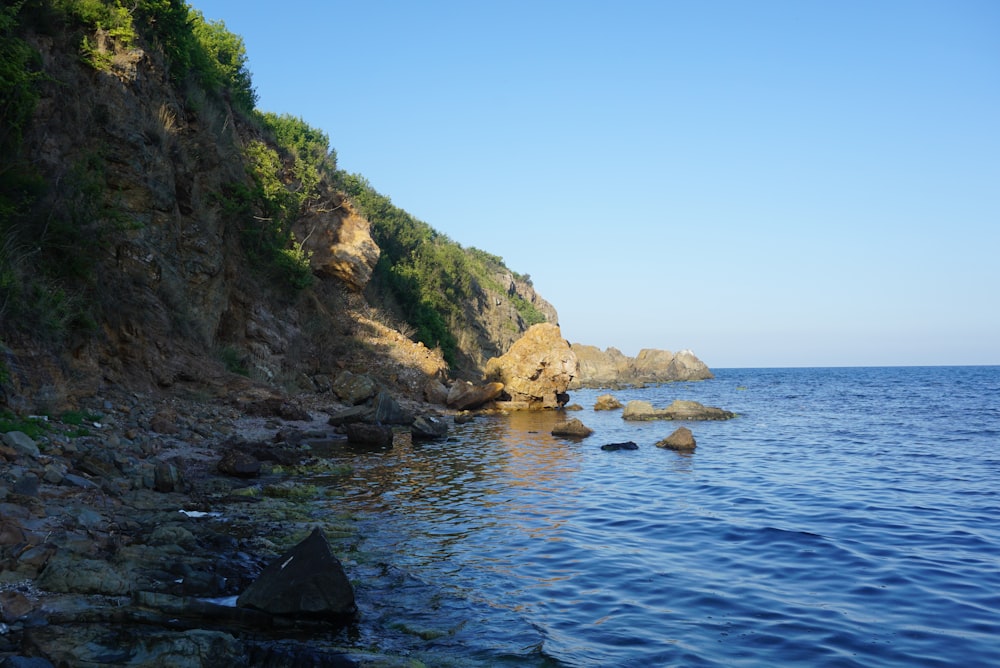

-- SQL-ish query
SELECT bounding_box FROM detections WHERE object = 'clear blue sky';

[190,0,999,368]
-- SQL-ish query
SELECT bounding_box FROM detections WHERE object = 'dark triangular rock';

[236,528,356,621]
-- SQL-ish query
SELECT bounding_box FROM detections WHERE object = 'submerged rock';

[344,422,393,447]
[237,527,356,621]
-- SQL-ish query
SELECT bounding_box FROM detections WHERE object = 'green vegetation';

[2,0,543,362]
[0,410,49,439]
[340,174,546,366]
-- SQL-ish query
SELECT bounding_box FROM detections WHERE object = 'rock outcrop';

[570,345,714,388]
[484,324,578,409]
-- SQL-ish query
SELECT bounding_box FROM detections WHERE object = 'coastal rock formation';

[622,399,735,421]
[570,345,714,388]
[601,441,639,451]
[484,324,578,409]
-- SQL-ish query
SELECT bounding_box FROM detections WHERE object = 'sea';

[317,366,1000,667]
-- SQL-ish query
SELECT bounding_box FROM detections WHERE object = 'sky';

[189,0,999,368]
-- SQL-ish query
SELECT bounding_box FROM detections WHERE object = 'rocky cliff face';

[570,345,714,388]
[0,13,546,411]
[454,268,559,374]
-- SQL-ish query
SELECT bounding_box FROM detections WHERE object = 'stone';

[423,379,450,405]
[217,449,262,478]
[154,461,182,492]
[371,391,413,425]
[326,405,373,426]
[1,432,39,458]
[37,553,130,595]
[601,441,639,451]
[593,394,623,411]
[237,527,356,620]
[656,426,697,451]
[149,409,180,434]
[484,323,578,409]
[622,399,734,421]
[330,371,378,405]
[411,415,448,440]
[294,196,380,291]
[551,418,593,438]
[12,474,39,497]
[344,423,394,447]
[446,380,504,411]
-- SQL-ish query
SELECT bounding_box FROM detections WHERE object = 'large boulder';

[237,528,356,621]
[571,345,632,387]
[446,380,504,411]
[294,195,380,291]
[484,324,577,409]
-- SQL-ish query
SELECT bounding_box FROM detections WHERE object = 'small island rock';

[656,427,697,451]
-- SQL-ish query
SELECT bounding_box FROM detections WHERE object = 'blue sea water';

[322,366,1000,667]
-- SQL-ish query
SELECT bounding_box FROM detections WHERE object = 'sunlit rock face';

[484,323,577,409]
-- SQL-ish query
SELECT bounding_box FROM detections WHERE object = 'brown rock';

[446,380,504,411]
[593,394,623,411]
[623,399,735,421]
[551,418,594,438]
[656,426,697,451]
[484,323,578,409]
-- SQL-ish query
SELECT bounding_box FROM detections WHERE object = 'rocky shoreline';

[0,385,449,667]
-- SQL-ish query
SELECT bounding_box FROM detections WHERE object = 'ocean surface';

[318,366,1000,667]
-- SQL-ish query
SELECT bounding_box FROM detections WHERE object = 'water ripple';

[316,366,1000,666]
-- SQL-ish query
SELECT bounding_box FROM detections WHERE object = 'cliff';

[0,3,553,411]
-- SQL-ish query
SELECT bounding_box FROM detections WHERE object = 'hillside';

[0,0,555,411]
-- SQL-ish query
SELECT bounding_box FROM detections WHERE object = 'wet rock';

[344,423,393,447]
[551,418,593,438]
[148,525,197,548]
[656,426,697,451]
[411,415,448,440]
[594,394,623,411]
[1,432,39,458]
[237,527,356,621]
[217,449,262,478]
[61,473,100,490]
[372,391,414,425]
[331,370,378,405]
[622,399,735,421]
[601,441,639,451]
